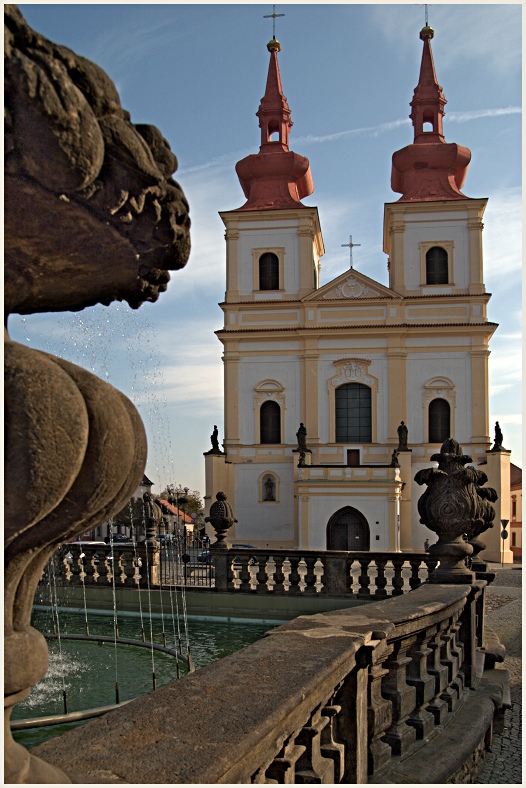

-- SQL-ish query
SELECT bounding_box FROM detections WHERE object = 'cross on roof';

[416,4,431,26]
[263,5,285,39]
[341,235,362,269]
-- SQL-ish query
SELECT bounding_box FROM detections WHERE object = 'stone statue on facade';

[295,422,310,453]
[490,421,505,452]
[390,449,400,468]
[205,424,224,455]
[264,476,276,501]
[205,492,237,547]
[396,421,409,451]
[4,5,190,782]
[415,438,497,583]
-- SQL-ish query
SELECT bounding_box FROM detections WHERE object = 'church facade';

[204,26,512,558]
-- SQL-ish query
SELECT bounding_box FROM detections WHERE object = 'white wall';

[406,352,472,443]
[237,225,301,295]
[233,464,295,544]
[402,212,470,290]
[238,355,301,444]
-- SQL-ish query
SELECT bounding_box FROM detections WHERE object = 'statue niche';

[4,5,190,783]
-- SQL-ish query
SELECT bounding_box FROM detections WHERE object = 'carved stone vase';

[4,5,190,782]
[415,439,497,583]
[5,340,148,783]
[205,492,237,547]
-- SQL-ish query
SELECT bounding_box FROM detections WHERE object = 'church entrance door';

[327,507,370,551]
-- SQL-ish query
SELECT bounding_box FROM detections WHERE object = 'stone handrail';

[30,580,503,784]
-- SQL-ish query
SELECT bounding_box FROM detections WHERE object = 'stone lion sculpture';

[4,3,190,315]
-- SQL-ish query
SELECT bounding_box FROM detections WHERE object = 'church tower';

[205,26,503,557]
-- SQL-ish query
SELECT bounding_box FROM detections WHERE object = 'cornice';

[216,322,498,335]
[219,292,492,307]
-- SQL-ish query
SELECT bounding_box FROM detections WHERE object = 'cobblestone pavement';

[475,563,522,784]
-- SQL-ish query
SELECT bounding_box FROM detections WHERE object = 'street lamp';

[167,485,188,542]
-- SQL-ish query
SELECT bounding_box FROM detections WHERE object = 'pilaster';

[387,346,407,442]
[398,451,414,551]
[470,348,490,443]
[480,449,513,563]
[302,338,320,445]
[223,348,240,445]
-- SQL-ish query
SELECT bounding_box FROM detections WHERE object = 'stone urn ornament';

[205,492,237,547]
[415,439,497,583]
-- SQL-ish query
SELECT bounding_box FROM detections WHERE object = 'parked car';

[105,533,133,544]
[156,534,177,545]
[197,550,211,564]
[231,545,258,567]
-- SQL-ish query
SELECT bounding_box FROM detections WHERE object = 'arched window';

[260,400,281,444]
[426,246,448,285]
[259,252,279,290]
[429,398,450,443]
[335,383,372,443]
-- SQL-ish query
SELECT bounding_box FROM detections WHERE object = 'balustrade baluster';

[271,555,285,593]
[62,555,72,583]
[302,555,318,595]
[265,740,307,783]
[408,558,424,590]
[288,556,301,594]
[319,705,345,782]
[405,630,436,738]
[294,711,337,783]
[365,640,393,776]
[373,557,388,598]
[347,558,358,595]
[438,617,461,711]
[357,557,372,599]
[390,556,405,596]
[254,555,269,593]
[424,625,450,725]
[380,637,417,756]
[237,555,252,593]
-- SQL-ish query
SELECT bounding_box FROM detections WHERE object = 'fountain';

[4,4,190,781]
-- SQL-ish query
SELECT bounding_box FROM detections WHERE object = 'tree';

[160,485,204,519]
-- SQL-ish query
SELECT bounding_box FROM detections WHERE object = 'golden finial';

[267,38,281,52]
[420,24,434,40]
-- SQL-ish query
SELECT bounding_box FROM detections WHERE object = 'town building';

[510,463,522,559]
[204,25,512,559]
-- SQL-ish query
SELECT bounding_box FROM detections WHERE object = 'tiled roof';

[157,499,193,523]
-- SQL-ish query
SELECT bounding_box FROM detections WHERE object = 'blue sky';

[10,3,522,496]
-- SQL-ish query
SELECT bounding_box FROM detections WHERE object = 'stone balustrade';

[212,547,438,598]
[54,545,438,599]
[31,579,507,784]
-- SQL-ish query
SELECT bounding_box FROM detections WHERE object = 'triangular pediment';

[304,269,401,302]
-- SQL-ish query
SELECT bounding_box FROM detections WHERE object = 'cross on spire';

[415,4,431,26]
[341,235,361,269]
[263,5,285,39]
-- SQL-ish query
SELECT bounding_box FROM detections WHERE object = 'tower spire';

[234,41,314,211]
[257,38,291,152]
[390,25,471,201]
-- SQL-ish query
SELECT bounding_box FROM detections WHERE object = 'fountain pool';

[12,609,275,748]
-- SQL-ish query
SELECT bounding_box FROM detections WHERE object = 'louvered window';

[259,253,279,290]
[426,246,448,284]
[335,383,372,443]
[429,398,450,443]
[260,401,281,444]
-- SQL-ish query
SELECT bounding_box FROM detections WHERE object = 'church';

[204,24,512,560]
